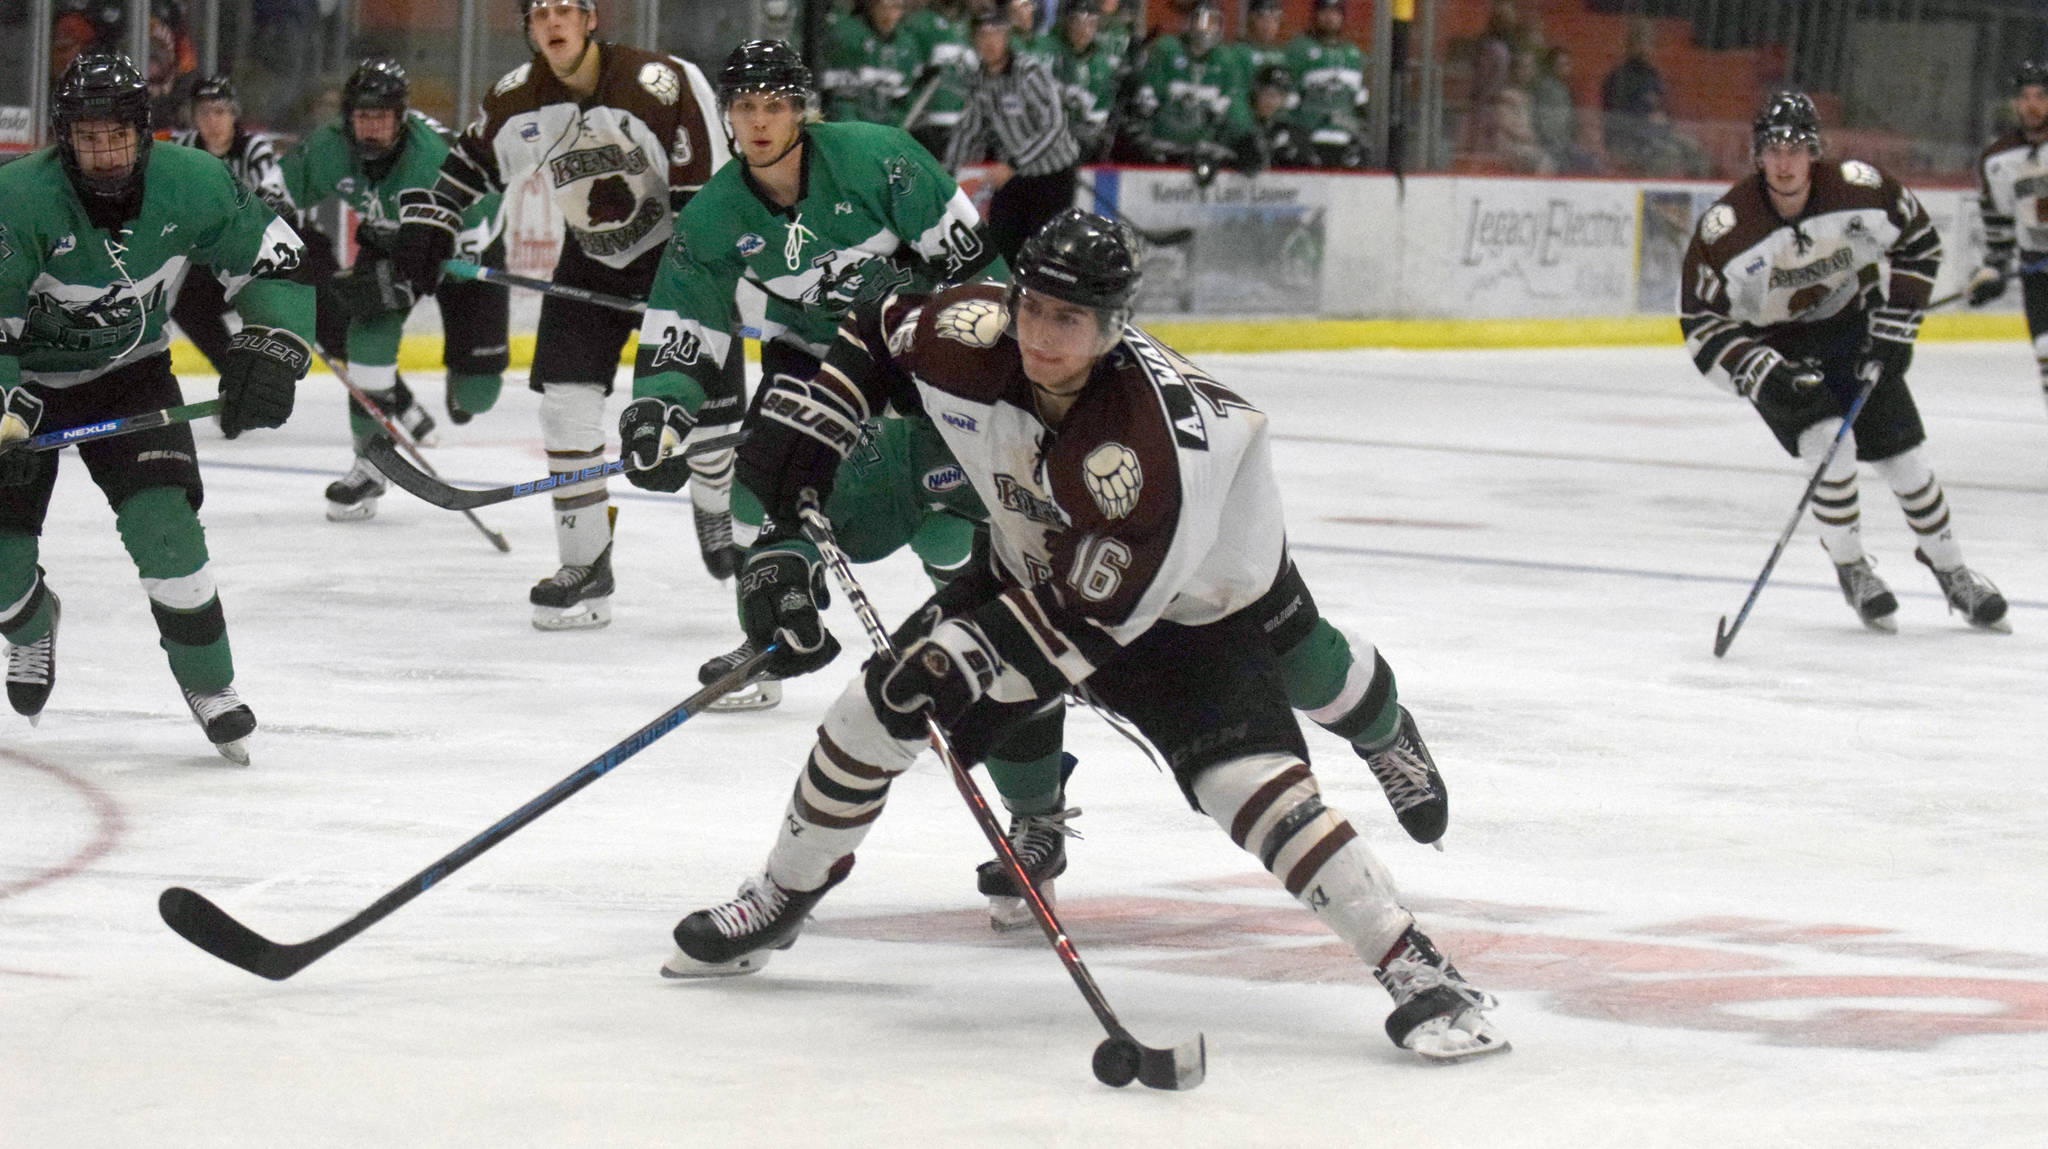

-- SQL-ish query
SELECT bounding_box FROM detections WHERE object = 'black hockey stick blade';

[1140,1032,1206,1090]
[157,646,775,980]
[366,430,748,511]
[1712,615,1736,658]
[1139,226,1195,247]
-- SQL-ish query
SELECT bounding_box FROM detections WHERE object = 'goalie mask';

[52,53,153,212]
[1752,91,1822,160]
[342,57,410,164]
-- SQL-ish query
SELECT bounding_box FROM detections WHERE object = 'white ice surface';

[4,341,2046,1148]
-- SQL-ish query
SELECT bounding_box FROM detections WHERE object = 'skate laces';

[694,505,735,551]
[6,633,53,683]
[1011,807,1083,863]
[340,456,385,491]
[1937,566,2000,611]
[183,686,245,723]
[539,561,594,588]
[1838,557,1887,601]
[1367,739,1436,815]
[704,875,789,940]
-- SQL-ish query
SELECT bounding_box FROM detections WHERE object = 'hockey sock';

[116,488,233,693]
[1193,752,1412,962]
[984,702,1070,815]
[1870,447,1964,569]
[764,675,923,890]
[344,360,402,451]
[540,383,611,567]
[448,372,503,417]
[911,512,977,588]
[2034,331,2048,414]
[0,534,54,646]
[1279,621,1401,750]
[687,447,735,515]
[1798,420,1864,563]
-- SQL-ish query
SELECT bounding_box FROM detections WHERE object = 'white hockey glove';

[0,388,45,487]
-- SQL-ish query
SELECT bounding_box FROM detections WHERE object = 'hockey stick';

[313,344,511,553]
[1925,254,2048,310]
[365,428,748,511]
[1069,176,1194,247]
[158,644,778,980]
[1713,371,1881,657]
[440,261,646,316]
[794,491,1205,1091]
[898,65,947,133]
[2,398,222,455]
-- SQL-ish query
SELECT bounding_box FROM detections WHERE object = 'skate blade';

[708,679,781,712]
[1402,1014,1511,1062]
[27,713,42,728]
[213,739,252,767]
[1859,614,1898,634]
[532,599,612,631]
[660,946,772,979]
[325,498,379,523]
[987,879,1053,932]
[1968,616,2014,634]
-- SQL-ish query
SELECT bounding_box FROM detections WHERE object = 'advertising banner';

[1094,167,1327,316]
[1432,178,1640,317]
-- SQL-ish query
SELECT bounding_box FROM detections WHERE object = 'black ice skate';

[378,378,438,447]
[6,590,59,725]
[698,638,782,711]
[324,456,386,522]
[661,855,855,978]
[1915,549,2010,632]
[694,503,742,581]
[977,791,1082,932]
[1357,706,1450,846]
[530,543,614,631]
[183,685,257,766]
[1374,926,1508,1062]
[1833,555,1898,633]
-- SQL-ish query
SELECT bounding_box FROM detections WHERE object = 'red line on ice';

[0,747,125,900]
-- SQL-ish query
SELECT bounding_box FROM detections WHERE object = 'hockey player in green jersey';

[1046,0,1126,161]
[1285,0,1370,168]
[0,54,313,764]
[1132,3,1253,167]
[822,0,926,126]
[621,39,1005,703]
[281,57,511,522]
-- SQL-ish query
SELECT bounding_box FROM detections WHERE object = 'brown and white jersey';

[1977,128,2048,267]
[435,43,727,269]
[1680,161,1940,394]
[820,283,1288,687]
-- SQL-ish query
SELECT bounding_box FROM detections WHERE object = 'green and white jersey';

[1136,36,1250,146]
[1285,34,1366,133]
[823,13,927,126]
[0,144,310,390]
[904,8,976,130]
[1048,36,1124,148]
[634,122,1005,409]
[280,111,499,256]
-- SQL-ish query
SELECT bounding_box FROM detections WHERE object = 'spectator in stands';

[1491,49,1552,174]
[1600,17,1708,177]
[1531,45,1597,173]
[248,0,320,129]
[146,1,201,131]
[1461,0,1524,159]
[824,0,925,125]
[52,2,123,78]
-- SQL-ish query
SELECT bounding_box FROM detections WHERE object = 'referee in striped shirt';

[944,10,1084,264]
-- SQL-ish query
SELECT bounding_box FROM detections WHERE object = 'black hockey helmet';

[1752,90,1822,159]
[717,40,813,108]
[1014,208,1142,313]
[342,56,409,162]
[190,73,238,109]
[1312,0,1345,12]
[52,53,153,209]
[2013,60,2048,94]
[1253,63,1295,94]
[971,7,1011,32]
[1249,0,1284,13]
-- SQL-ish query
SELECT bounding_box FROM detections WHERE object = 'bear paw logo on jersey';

[586,175,635,226]
[1699,204,1735,245]
[639,62,681,105]
[1841,160,1881,189]
[934,299,1006,348]
[1082,443,1142,520]
[494,64,532,96]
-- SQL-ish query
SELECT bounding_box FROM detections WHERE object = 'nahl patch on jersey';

[934,298,1006,348]
[1083,442,1142,519]
[1699,203,1736,245]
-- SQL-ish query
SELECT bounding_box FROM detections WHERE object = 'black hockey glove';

[1967,265,2008,307]
[329,257,416,318]
[1857,306,1920,387]
[392,188,461,297]
[736,538,843,679]
[737,373,863,523]
[875,617,1002,733]
[218,326,310,438]
[618,396,698,492]
[0,388,46,487]
[1748,357,1826,425]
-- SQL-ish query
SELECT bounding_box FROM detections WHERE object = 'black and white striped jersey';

[170,128,292,217]
[942,53,1082,178]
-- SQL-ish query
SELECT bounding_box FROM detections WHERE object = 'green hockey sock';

[1280,619,1400,749]
[115,488,234,693]
[985,751,1068,815]
[448,372,503,417]
[0,533,54,645]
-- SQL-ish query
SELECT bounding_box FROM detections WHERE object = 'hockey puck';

[1091,1037,1141,1087]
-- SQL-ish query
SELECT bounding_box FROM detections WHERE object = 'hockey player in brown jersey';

[656,210,1507,1063]
[1680,92,2008,634]
[390,0,738,629]
[1968,61,2048,415]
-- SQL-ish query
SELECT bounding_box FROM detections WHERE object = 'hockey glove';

[737,373,863,523]
[218,326,310,438]
[0,387,45,487]
[737,540,843,679]
[1967,265,2008,307]
[1749,358,1826,425]
[330,257,417,318]
[876,617,1002,731]
[392,188,462,297]
[1858,306,1920,386]
[618,396,698,492]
